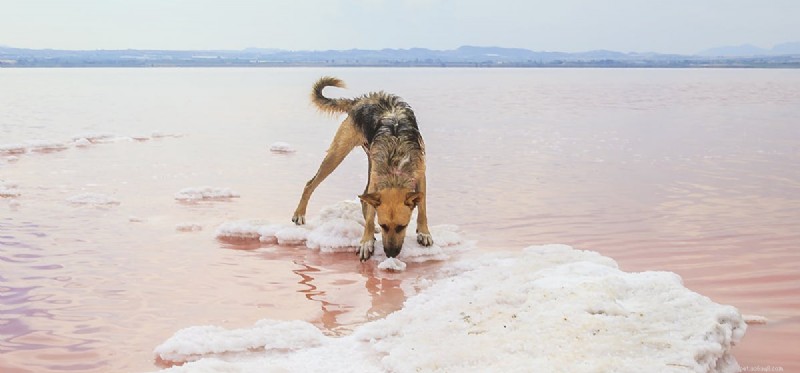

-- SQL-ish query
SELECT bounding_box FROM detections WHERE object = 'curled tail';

[311,76,354,114]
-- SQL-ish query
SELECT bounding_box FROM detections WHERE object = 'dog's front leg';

[359,203,376,261]
[415,173,433,247]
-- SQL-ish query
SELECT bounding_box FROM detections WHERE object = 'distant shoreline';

[2,45,799,68]
[3,63,799,69]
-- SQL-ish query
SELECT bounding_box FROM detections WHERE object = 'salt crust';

[175,187,240,201]
[215,200,471,264]
[1,180,20,198]
[0,131,180,156]
[269,142,296,153]
[66,193,120,206]
[176,223,203,232]
[153,244,746,373]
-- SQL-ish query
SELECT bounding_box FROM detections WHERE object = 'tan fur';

[292,77,433,261]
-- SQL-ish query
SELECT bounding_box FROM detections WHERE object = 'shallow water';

[1,68,798,372]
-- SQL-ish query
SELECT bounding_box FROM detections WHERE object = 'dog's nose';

[384,245,402,258]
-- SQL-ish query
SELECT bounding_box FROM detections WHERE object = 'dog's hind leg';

[292,119,362,225]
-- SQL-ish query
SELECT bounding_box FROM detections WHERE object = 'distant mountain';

[772,42,800,55]
[699,44,768,57]
[699,42,800,57]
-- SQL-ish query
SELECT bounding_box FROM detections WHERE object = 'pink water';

[1,68,798,372]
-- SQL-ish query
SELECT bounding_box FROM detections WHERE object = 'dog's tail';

[311,76,354,115]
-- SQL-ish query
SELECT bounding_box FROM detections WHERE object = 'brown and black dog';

[292,77,433,261]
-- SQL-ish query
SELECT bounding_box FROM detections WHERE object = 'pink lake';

[1,68,798,372]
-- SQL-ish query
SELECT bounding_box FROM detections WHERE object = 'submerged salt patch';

[175,187,240,201]
[151,131,183,139]
[153,245,746,373]
[176,223,203,232]
[743,314,768,325]
[67,193,120,206]
[269,141,296,153]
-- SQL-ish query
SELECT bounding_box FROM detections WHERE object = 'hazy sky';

[1,0,798,54]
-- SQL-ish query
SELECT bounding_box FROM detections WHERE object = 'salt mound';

[73,138,92,147]
[176,223,203,232]
[151,131,183,139]
[153,244,746,373]
[0,143,28,155]
[25,139,69,152]
[1,181,20,198]
[71,132,115,143]
[270,141,296,153]
[215,200,471,262]
[377,257,407,271]
[175,187,240,201]
[67,193,120,206]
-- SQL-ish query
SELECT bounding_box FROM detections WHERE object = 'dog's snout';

[384,244,402,258]
[383,234,405,258]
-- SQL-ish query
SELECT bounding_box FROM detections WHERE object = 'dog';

[292,76,433,261]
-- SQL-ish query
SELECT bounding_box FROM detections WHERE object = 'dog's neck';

[371,136,419,190]
[376,173,416,190]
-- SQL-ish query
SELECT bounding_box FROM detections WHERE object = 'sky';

[1,0,798,54]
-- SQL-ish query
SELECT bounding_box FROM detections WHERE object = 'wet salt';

[175,186,240,201]
[153,244,746,373]
[270,141,296,153]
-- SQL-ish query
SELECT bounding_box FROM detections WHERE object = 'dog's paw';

[417,232,434,247]
[358,239,375,262]
[292,215,306,225]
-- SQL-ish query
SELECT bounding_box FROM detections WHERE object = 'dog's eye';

[380,224,389,232]
[395,224,406,233]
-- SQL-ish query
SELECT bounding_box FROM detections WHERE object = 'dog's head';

[359,188,422,258]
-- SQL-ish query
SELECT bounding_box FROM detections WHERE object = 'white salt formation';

[66,193,120,206]
[215,200,470,264]
[176,223,203,232]
[153,244,746,373]
[0,143,27,155]
[269,141,296,153]
[1,132,179,160]
[71,132,115,144]
[73,138,92,147]
[377,257,407,271]
[174,187,240,201]
[1,181,20,198]
[24,139,69,152]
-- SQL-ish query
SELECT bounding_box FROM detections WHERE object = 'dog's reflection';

[290,255,410,336]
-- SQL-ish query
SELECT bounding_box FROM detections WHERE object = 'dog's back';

[311,77,422,146]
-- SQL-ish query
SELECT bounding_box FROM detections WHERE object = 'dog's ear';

[405,192,422,208]
[359,192,382,207]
